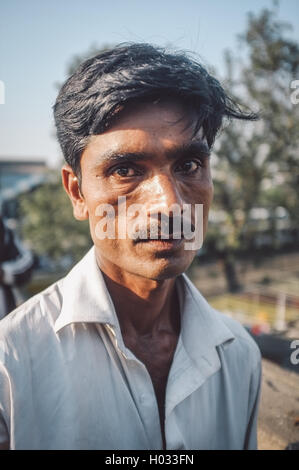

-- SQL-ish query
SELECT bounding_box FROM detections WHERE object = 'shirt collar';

[54,246,119,333]
[54,246,235,356]
[176,272,235,369]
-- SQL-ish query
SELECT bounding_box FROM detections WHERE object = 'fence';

[209,285,299,334]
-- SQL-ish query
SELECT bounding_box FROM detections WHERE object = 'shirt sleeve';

[243,356,263,450]
[0,362,10,450]
[0,220,34,287]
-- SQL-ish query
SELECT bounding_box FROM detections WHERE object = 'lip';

[135,237,184,251]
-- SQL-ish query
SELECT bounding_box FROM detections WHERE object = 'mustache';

[134,215,195,241]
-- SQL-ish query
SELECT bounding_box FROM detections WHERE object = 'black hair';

[53,42,258,182]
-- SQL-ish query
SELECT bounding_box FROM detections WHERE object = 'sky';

[0,0,298,167]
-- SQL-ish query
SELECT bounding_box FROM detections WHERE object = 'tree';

[205,5,299,292]
[239,8,299,224]
[19,171,91,266]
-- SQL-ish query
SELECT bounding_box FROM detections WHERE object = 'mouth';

[134,233,185,251]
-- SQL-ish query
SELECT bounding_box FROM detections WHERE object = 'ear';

[61,164,89,220]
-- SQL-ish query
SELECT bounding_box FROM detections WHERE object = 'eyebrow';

[96,140,211,166]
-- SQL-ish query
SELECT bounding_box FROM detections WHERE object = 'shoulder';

[181,273,262,373]
[0,279,64,366]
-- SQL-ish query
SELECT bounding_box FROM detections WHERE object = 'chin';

[138,257,191,281]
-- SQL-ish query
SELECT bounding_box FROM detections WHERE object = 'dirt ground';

[258,358,299,450]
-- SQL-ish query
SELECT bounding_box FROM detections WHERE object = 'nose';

[142,173,184,215]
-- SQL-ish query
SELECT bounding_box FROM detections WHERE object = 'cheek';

[83,183,122,233]
[193,181,213,236]
[198,172,214,202]
[188,179,214,209]
[87,198,137,247]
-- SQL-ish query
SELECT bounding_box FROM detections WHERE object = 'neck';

[95,254,180,338]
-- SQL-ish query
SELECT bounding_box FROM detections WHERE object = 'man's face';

[64,100,214,280]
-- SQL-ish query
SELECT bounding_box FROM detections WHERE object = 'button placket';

[104,323,163,449]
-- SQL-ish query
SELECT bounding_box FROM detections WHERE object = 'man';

[0,43,262,450]
[0,214,34,320]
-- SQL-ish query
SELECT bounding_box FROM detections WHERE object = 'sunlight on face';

[80,100,214,280]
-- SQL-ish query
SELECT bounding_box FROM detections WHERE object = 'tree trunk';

[219,251,241,293]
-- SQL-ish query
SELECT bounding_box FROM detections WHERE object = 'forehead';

[84,100,204,159]
[111,99,197,130]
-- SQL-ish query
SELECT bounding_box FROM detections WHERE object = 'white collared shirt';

[0,246,262,450]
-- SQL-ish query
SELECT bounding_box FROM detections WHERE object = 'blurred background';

[0,0,299,450]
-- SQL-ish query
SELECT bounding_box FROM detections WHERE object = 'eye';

[111,165,141,178]
[176,159,202,174]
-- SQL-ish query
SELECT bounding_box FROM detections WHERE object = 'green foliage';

[19,171,92,265]
[239,8,299,222]
[208,5,299,255]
